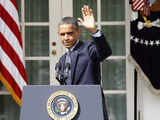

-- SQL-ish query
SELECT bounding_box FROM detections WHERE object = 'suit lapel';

[70,41,83,84]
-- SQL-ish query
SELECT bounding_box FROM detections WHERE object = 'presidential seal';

[46,90,78,120]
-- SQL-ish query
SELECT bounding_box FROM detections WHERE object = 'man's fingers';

[82,6,88,16]
[89,9,93,16]
[82,7,87,18]
[82,5,91,16]
[82,5,94,17]
[77,18,83,25]
[80,5,96,33]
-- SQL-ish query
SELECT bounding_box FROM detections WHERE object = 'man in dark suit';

[55,5,112,120]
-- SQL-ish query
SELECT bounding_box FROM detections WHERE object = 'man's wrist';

[89,28,98,34]
[92,30,102,37]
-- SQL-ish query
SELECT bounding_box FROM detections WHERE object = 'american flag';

[132,0,145,11]
[0,0,28,106]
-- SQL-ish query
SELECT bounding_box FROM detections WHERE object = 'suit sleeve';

[88,34,112,62]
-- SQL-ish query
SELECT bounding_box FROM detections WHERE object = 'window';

[0,0,59,119]
[73,0,133,120]
[0,0,134,120]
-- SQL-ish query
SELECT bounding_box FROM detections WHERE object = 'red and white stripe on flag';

[0,0,28,106]
[132,0,145,11]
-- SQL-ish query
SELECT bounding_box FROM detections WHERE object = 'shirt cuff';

[92,30,102,37]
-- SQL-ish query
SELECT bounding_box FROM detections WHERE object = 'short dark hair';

[58,17,79,30]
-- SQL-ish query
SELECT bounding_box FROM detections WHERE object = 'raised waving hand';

[78,5,97,34]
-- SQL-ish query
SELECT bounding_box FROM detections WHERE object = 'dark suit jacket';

[57,34,112,85]
[56,34,111,120]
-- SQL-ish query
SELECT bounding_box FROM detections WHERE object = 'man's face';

[58,24,81,48]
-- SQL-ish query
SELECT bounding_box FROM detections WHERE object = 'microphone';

[55,62,66,85]
[55,62,61,80]
[64,63,71,75]
[55,62,61,72]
